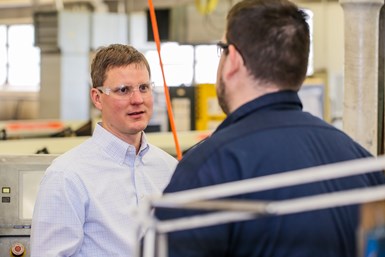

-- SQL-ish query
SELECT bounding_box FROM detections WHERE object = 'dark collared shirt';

[156,90,385,257]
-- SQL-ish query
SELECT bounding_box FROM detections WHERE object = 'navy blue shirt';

[156,91,385,257]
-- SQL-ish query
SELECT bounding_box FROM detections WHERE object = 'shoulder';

[147,143,178,167]
[45,138,98,177]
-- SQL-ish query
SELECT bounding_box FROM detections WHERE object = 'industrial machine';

[0,154,57,257]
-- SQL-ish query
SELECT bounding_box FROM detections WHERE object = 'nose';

[129,90,144,103]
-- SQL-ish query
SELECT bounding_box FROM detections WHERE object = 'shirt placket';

[133,156,146,206]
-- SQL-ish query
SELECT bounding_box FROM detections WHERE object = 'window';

[145,43,194,87]
[0,24,40,91]
[0,26,6,85]
[303,9,314,76]
[195,44,220,84]
[145,42,221,87]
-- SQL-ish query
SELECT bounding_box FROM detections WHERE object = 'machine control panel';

[0,154,57,257]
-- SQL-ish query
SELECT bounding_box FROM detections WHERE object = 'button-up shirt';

[31,123,177,257]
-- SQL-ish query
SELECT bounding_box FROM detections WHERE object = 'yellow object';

[195,0,219,15]
[195,84,226,130]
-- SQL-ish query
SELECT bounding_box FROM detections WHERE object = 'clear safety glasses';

[97,82,155,100]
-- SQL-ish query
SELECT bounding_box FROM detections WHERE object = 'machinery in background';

[169,86,196,131]
[0,120,92,141]
[166,84,225,132]
[0,154,57,257]
[194,83,226,131]
[169,78,328,132]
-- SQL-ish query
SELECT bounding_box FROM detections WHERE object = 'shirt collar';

[92,123,149,165]
[215,90,303,132]
[138,133,150,156]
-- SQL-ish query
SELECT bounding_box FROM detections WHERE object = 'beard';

[217,75,230,115]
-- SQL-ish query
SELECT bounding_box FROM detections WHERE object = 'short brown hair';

[91,44,151,88]
[226,0,310,90]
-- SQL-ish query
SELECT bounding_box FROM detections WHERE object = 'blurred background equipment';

[0,154,58,257]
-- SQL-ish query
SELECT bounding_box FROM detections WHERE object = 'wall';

[301,2,345,122]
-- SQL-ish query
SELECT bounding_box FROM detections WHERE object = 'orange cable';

[147,0,182,160]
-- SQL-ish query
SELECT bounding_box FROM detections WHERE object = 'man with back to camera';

[155,0,385,256]
[30,44,178,257]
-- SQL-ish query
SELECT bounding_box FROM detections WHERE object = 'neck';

[133,131,143,155]
[229,80,279,113]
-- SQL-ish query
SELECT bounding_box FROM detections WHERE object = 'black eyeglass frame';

[216,41,246,65]
[217,41,230,56]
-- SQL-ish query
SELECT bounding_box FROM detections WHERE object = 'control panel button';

[10,242,25,256]
[2,187,10,194]
[2,196,10,203]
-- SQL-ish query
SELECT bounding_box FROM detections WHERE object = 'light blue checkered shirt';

[31,123,177,257]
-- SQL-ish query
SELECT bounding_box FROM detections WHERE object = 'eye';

[113,85,131,95]
[139,84,151,93]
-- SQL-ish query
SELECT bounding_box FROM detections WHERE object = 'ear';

[222,44,245,80]
[90,88,103,111]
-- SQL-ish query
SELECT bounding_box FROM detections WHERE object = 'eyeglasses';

[97,82,155,100]
[217,41,246,64]
[217,41,229,57]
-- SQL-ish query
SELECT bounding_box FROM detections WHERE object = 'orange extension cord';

[147,0,182,160]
